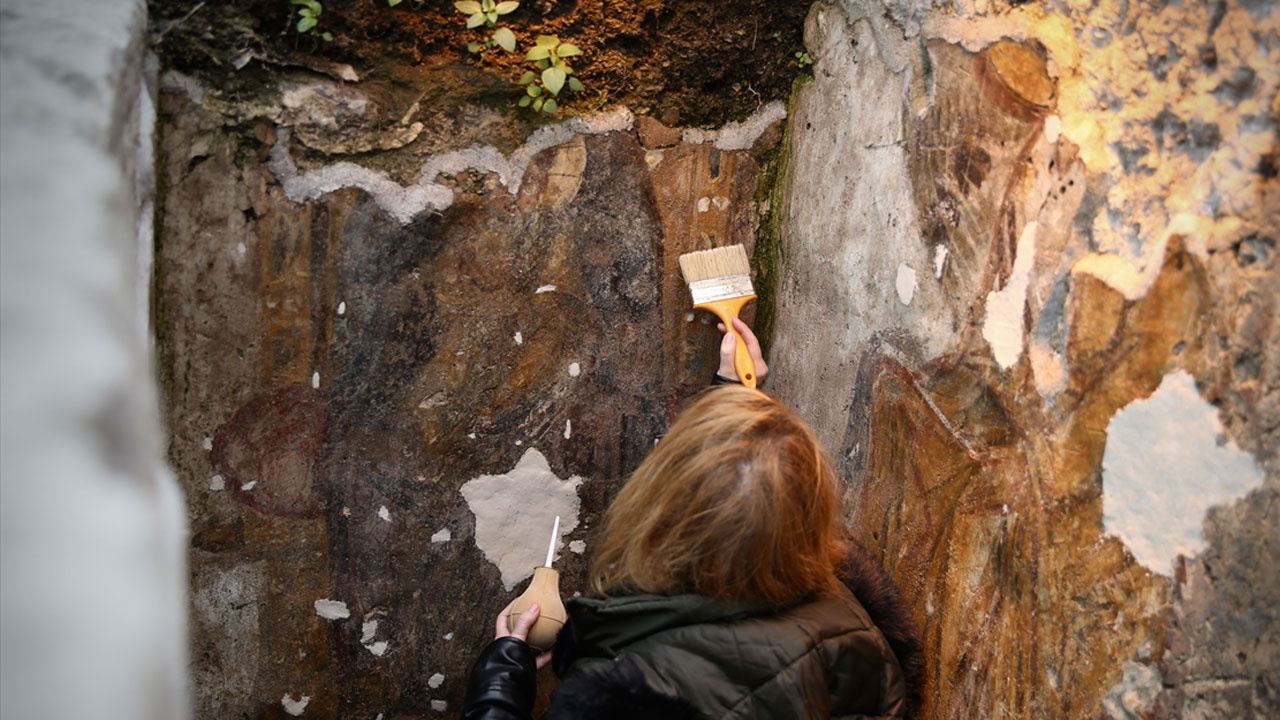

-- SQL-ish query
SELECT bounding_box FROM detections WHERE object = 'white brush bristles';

[678,244,751,285]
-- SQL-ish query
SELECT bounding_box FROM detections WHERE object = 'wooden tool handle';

[695,295,757,389]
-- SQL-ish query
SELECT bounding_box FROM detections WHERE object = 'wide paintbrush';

[678,244,758,388]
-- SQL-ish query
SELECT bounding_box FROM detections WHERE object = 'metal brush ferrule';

[688,275,754,305]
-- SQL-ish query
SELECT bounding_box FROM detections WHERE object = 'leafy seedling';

[518,35,585,113]
[795,51,813,68]
[454,0,519,54]
[292,0,332,42]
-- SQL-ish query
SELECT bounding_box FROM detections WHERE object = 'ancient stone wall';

[771,1,1278,718]
[151,0,1277,717]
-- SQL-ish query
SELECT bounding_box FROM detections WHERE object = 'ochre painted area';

[774,1,1278,718]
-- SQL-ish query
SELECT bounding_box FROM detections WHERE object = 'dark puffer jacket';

[463,550,921,720]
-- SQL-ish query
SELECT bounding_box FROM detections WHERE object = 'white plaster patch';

[209,474,224,491]
[895,263,917,305]
[240,481,257,491]
[1029,337,1068,397]
[202,436,213,451]
[697,197,711,213]
[428,673,445,689]
[234,242,247,260]
[431,528,452,543]
[568,362,580,377]
[460,449,584,590]
[1044,115,1061,144]
[1102,371,1266,577]
[513,332,523,345]
[535,284,557,294]
[378,505,391,522]
[266,107,634,224]
[314,598,350,620]
[1072,251,1159,302]
[982,221,1038,370]
[681,100,787,149]
[361,615,389,656]
[644,149,665,169]
[443,632,454,641]
[431,700,448,712]
[467,433,477,440]
[311,371,320,389]
[933,245,948,279]
[281,693,310,716]
[564,419,572,440]
[336,301,346,316]
[569,540,586,554]
[160,70,206,104]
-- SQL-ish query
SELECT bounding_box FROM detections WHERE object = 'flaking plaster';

[460,449,583,590]
[1102,371,1266,577]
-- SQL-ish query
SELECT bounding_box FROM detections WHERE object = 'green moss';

[749,74,807,359]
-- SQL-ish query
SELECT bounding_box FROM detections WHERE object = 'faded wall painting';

[148,0,1277,718]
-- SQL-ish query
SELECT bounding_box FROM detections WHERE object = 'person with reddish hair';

[463,319,922,719]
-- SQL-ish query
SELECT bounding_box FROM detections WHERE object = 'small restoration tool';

[507,515,567,652]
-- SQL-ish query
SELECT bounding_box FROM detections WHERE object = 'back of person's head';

[590,385,849,605]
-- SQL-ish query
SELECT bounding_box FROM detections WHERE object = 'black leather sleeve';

[461,637,538,720]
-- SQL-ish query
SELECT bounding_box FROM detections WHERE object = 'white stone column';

[0,1,188,719]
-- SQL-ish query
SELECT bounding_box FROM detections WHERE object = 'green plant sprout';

[291,0,332,42]
[518,35,584,113]
[453,0,519,54]
[795,51,813,68]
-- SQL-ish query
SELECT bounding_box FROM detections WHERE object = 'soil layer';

[151,0,812,127]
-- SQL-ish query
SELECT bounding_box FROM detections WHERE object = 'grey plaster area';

[265,98,788,224]
[1102,370,1266,577]
[681,101,787,150]
[461,449,584,591]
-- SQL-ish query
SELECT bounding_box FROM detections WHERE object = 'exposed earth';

[150,0,812,128]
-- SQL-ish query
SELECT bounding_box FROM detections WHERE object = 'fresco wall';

[770,1,1278,718]
[156,67,783,716]
[152,0,1277,718]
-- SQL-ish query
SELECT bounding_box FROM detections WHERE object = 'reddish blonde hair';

[590,385,849,604]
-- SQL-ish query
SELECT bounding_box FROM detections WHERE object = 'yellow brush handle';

[694,295,758,389]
